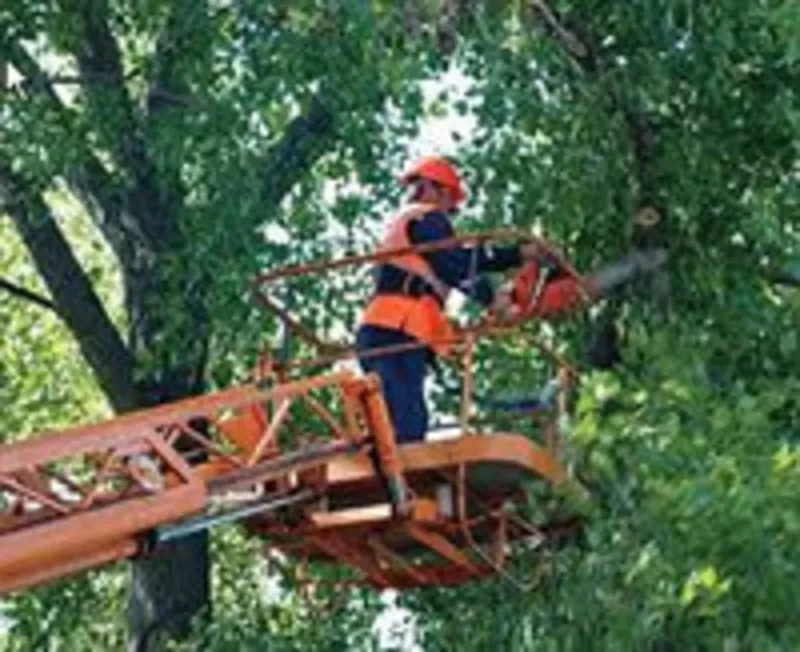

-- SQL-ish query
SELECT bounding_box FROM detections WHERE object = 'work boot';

[590,248,668,297]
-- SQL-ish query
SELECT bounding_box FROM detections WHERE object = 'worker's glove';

[521,241,571,278]
[489,286,519,323]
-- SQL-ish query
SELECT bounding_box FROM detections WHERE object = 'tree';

[2,0,798,649]
[0,1,451,647]
[399,1,800,649]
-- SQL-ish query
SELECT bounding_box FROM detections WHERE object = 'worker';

[356,155,669,452]
[355,155,542,447]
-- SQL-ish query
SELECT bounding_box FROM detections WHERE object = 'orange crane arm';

[0,370,401,594]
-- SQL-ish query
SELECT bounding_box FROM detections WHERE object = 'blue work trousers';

[355,325,429,444]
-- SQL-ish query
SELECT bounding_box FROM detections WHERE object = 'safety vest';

[360,203,456,355]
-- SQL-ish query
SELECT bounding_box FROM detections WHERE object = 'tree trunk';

[128,534,210,652]
[123,252,211,649]
[127,408,211,651]
[5,19,338,645]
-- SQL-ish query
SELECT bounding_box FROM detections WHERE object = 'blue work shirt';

[378,210,522,306]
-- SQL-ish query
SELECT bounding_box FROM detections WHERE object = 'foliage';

[0,192,117,439]
[160,528,384,652]
[1,0,798,650]
[405,320,800,650]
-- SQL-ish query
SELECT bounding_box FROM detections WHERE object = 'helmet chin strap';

[406,183,425,203]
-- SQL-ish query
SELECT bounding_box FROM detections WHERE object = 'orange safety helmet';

[399,156,466,205]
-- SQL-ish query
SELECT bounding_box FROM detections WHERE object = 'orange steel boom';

[0,371,389,593]
[0,367,578,594]
[1,231,587,594]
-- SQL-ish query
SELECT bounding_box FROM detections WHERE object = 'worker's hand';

[520,241,545,262]
[523,239,568,262]
[489,286,517,323]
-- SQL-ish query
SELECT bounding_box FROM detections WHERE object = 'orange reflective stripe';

[361,296,418,333]
[360,296,455,356]
[360,203,457,356]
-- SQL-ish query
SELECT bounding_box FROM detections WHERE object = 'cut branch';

[0,277,57,312]
[0,165,139,412]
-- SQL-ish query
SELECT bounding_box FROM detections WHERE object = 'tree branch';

[257,95,336,211]
[528,0,662,207]
[0,38,147,267]
[146,0,208,118]
[529,0,595,70]
[0,165,139,412]
[528,0,669,318]
[71,0,181,248]
[0,277,57,312]
[769,262,800,288]
[624,108,660,203]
